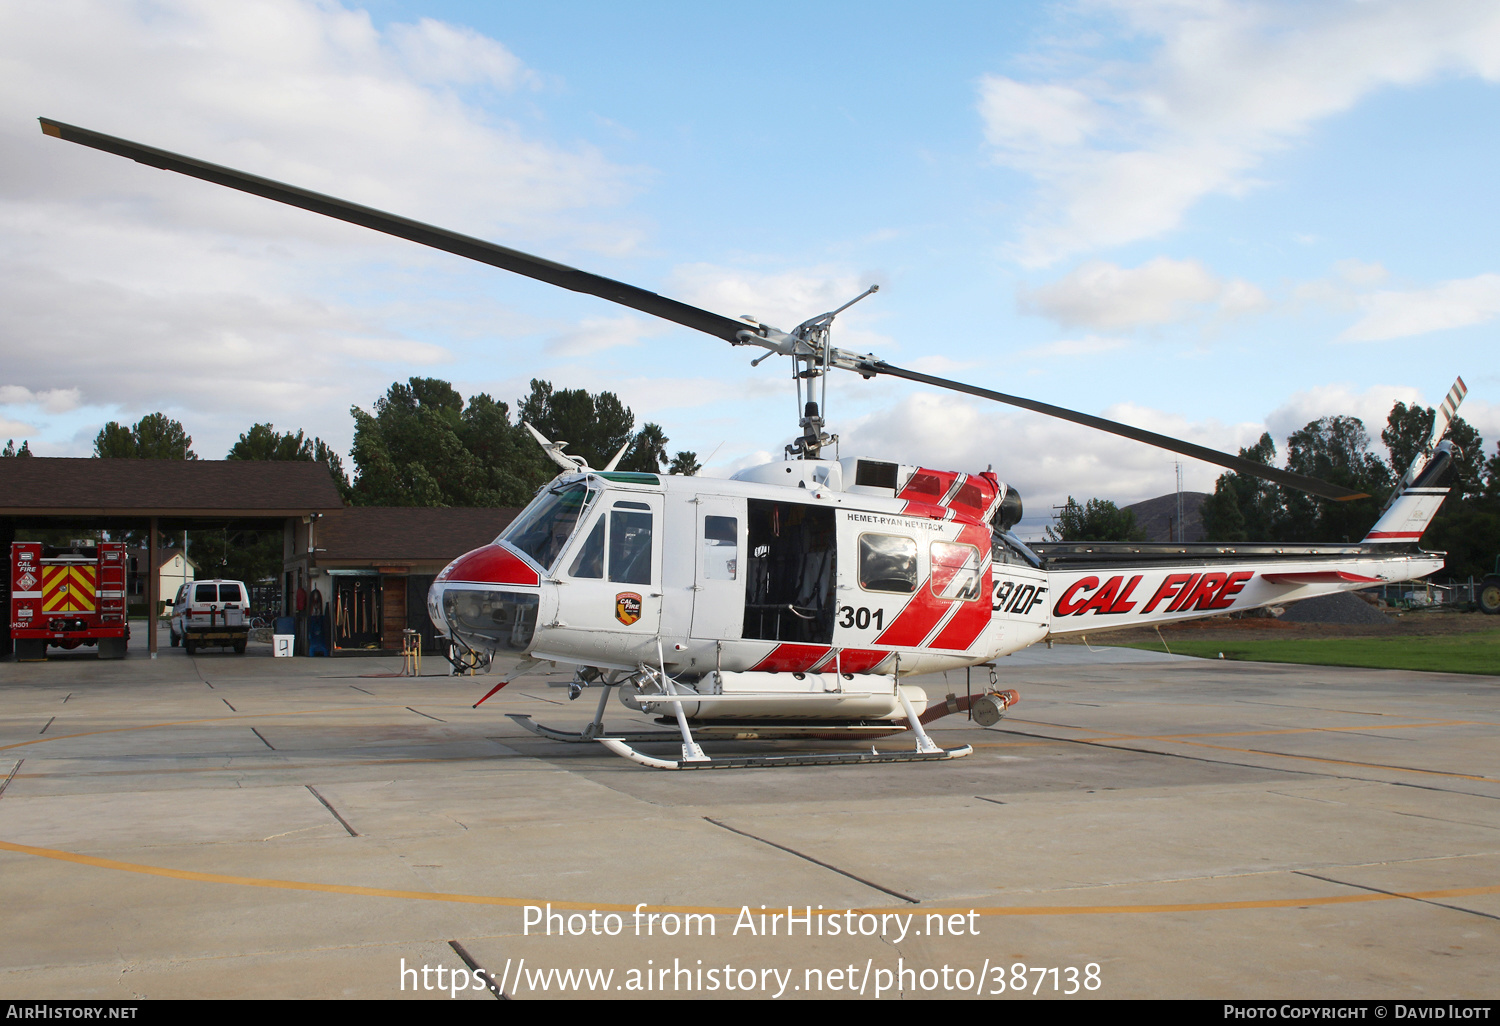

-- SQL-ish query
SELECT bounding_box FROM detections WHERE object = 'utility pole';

[1175,462,1184,543]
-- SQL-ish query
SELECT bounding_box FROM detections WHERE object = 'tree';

[1202,403,1495,558]
[1277,416,1390,542]
[228,423,313,461]
[186,526,277,592]
[669,451,701,476]
[1382,404,1495,579]
[622,423,668,473]
[2,439,32,457]
[93,413,197,459]
[517,379,671,472]
[349,378,547,507]
[227,423,352,502]
[1382,403,1486,498]
[1382,401,1432,477]
[1201,433,1279,542]
[1046,497,1143,542]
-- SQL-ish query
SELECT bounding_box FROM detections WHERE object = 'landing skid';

[597,737,974,770]
[504,674,1012,770]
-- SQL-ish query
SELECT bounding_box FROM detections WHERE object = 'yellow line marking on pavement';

[3,838,1499,917]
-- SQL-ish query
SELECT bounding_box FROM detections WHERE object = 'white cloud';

[1017,335,1129,358]
[546,315,660,357]
[1020,257,1267,329]
[840,378,1493,539]
[1264,382,1423,446]
[980,2,1500,265]
[1291,259,1390,310]
[1456,396,1500,453]
[1341,273,1500,341]
[840,390,1267,526]
[979,78,1099,150]
[330,336,451,365]
[904,354,981,375]
[1265,381,1495,460]
[388,18,537,90]
[665,263,892,355]
[667,263,882,332]
[0,0,642,457]
[1335,259,1389,287]
[0,386,83,413]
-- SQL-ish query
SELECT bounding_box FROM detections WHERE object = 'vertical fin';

[1363,441,1455,544]
[1384,377,1466,508]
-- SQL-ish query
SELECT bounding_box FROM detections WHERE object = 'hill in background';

[1124,491,1209,542]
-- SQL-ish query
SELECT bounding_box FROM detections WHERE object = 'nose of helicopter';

[438,544,543,588]
[427,543,543,654]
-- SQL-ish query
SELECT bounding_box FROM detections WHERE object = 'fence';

[1373,578,1485,608]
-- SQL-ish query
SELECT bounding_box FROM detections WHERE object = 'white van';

[170,579,250,655]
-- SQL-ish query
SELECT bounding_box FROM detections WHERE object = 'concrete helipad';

[1,626,1497,1000]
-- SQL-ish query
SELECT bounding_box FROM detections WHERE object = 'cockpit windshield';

[500,482,597,571]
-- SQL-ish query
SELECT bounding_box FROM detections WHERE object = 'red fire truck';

[10,542,130,660]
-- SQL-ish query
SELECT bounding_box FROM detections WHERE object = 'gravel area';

[1278,591,1393,625]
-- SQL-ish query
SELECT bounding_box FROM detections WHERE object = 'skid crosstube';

[506,713,680,744]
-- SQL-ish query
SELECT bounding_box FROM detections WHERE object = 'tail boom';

[1041,549,1442,637]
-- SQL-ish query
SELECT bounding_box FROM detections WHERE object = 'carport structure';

[1,458,344,657]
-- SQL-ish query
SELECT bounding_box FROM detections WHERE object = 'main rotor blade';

[41,119,1366,503]
[868,362,1369,502]
[39,118,749,344]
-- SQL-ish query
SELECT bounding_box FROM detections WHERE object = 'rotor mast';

[737,285,880,460]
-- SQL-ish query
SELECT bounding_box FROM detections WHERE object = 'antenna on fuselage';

[524,421,590,472]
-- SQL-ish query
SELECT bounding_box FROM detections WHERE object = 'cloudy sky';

[3,0,1497,537]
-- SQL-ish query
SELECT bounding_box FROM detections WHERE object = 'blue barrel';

[308,616,329,657]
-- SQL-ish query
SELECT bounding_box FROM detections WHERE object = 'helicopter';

[40,118,1462,770]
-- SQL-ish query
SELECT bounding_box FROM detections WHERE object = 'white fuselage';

[428,459,1445,689]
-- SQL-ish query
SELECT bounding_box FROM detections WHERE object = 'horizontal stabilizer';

[1261,571,1382,585]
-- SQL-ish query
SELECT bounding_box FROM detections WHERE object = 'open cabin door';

[740,499,837,645]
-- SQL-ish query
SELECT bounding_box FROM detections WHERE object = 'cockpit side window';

[859,534,918,593]
[568,516,606,579]
[608,510,653,585]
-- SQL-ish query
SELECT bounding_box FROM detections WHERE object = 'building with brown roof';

[2,458,345,656]
[2,457,522,659]
[0,458,346,519]
[284,506,519,655]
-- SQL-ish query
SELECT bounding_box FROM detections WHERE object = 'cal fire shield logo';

[615,592,642,626]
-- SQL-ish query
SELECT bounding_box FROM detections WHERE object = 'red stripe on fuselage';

[750,644,832,673]
[835,648,890,673]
